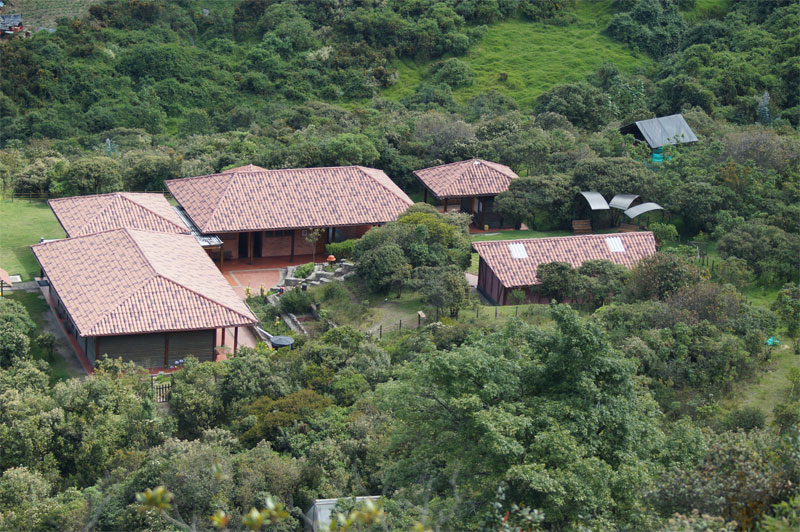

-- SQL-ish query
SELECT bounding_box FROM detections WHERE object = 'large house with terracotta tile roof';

[413,159,518,229]
[32,228,257,369]
[473,232,657,305]
[166,164,414,264]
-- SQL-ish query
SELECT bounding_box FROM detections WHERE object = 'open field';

[0,200,65,281]
[1,0,100,30]
[383,1,650,109]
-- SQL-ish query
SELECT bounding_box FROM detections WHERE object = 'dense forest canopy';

[0,0,799,531]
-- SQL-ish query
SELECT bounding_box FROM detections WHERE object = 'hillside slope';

[383,1,650,109]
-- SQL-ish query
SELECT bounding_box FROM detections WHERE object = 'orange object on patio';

[327,255,336,263]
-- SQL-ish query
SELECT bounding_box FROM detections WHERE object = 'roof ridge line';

[152,273,255,323]
[354,166,411,204]
[122,228,159,277]
[84,234,158,336]
[473,232,654,246]
[205,171,240,232]
[118,194,187,233]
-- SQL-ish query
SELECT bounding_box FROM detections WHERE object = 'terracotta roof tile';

[49,193,187,237]
[473,232,657,288]
[413,159,518,199]
[31,229,256,336]
[166,165,413,233]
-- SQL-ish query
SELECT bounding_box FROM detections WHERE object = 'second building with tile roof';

[413,159,519,229]
[473,232,657,305]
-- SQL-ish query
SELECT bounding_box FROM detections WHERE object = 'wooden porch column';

[443,198,448,212]
[221,327,225,346]
[248,232,254,265]
[164,333,170,368]
[219,245,224,270]
[233,327,239,355]
[423,189,428,203]
[480,201,486,229]
[468,197,474,214]
[95,337,99,365]
[290,231,295,263]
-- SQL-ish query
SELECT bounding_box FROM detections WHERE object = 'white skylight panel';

[509,243,528,259]
[606,237,625,253]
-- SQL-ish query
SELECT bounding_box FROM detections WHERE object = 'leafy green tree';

[170,357,228,439]
[535,261,584,302]
[125,154,181,191]
[713,257,754,292]
[52,156,122,197]
[494,173,574,230]
[378,306,665,530]
[0,323,31,368]
[242,389,332,446]
[649,222,678,248]
[772,283,800,337]
[577,259,629,306]
[354,243,411,295]
[412,266,472,318]
[624,252,705,301]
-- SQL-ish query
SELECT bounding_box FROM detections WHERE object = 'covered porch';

[422,189,512,230]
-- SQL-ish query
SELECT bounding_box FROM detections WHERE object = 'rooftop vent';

[605,237,625,253]
[509,243,528,259]
[473,160,481,166]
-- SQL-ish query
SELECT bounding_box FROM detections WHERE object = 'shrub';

[292,262,314,279]
[279,288,313,315]
[325,239,357,260]
[725,407,766,432]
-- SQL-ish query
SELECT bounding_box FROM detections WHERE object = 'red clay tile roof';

[473,232,657,288]
[165,165,413,233]
[31,229,256,336]
[413,159,518,199]
[49,193,187,237]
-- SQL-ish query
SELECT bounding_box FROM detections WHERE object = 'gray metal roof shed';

[620,114,698,149]
[305,497,381,532]
[579,191,610,211]
[624,202,664,219]
[609,194,639,210]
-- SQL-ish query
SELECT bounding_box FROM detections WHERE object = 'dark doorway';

[238,232,248,258]
[253,231,262,258]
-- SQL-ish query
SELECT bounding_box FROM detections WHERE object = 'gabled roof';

[32,229,256,336]
[49,193,188,237]
[473,232,657,288]
[166,165,413,233]
[413,159,518,199]
[620,114,698,149]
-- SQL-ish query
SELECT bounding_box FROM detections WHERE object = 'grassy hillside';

[0,0,100,30]
[383,1,650,109]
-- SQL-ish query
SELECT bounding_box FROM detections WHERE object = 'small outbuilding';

[413,158,518,229]
[305,497,381,532]
[32,228,257,369]
[0,14,22,35]
[473,232,657,305]
[620,114,698,162]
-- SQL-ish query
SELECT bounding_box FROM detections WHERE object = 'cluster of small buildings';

[30,137,677,370]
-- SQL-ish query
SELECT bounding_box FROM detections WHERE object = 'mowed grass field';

[383,0,650,109]
[0,200,65,281]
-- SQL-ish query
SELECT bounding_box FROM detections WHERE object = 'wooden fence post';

[379,325,382,339]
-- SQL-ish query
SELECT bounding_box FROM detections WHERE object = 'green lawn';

[0,200,65,281]
[6,291,75,382]
[383,1,650,109]
[721,344,800,423]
